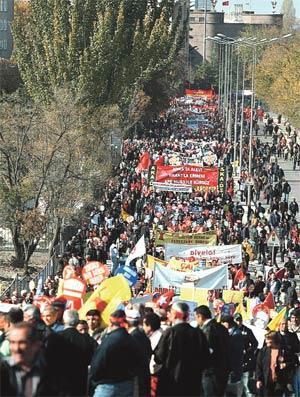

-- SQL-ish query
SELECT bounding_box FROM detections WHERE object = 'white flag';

[125,235,146,266]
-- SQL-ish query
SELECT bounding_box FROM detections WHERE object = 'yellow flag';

[78,275,132,326]
[268,307,287,331]
[121,208,131,222]
[234,302,250,321]
[147,255,168,270]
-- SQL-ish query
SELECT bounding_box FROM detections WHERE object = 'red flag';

[155,155,164,167]
[263,292,275,310]
[234,268,245,285]
[154,290,174,309]
[222,1,229,5]
[275,268,286,280]
[137,151,151,172]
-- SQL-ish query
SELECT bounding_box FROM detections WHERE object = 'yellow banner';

[155,230,217,246]
[223,290,244,304]
[180,287,208,305]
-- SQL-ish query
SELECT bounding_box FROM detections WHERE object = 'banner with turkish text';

[185,89,215,99]
[165,243,242,265]
[155,230,217,246]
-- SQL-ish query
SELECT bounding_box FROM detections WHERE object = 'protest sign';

[179,287,209,305]
[153,263,228,290]
[223,290,244,304]
[82,261,109,286]
[165,243,242,265]
[62,277,86,300]
[63,265,75,280]
[155,230,217,246]
[116,265,138,287]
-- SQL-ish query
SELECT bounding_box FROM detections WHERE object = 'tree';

[193,62,218,88]
[255,34,300,126]
[281,0,296,29]
[12,0,187,117]
[0,89,117,273]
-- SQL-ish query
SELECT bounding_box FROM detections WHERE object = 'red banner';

[155,165,219,190]
[185,89,215,99]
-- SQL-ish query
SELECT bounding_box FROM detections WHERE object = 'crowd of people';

[0,98,299,397]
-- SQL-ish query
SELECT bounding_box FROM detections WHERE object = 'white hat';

[125,308,140,321]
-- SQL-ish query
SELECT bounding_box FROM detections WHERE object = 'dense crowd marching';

[0,98,300,397]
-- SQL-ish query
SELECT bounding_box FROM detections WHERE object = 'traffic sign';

[267,231,281,247]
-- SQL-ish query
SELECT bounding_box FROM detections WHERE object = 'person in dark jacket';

[126,308,151,397]
[154,302,210,397]
[58,309,98,396]
[221,315,244,396]
[89,310,142,397]
[4,322,64,396]
[23,304,53,342]
[256,331,298,397]
[194,305,230,397]
[234,313,258,396]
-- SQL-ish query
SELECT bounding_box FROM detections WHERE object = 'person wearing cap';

[154,302,210,396]
[89,310,142,397]
[126,307,151,397]
[221,315,244,397]
[234,313,258,397]
[194,305,230,397]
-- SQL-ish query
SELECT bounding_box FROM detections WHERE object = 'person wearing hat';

[194,305,230,397]
[126,307,151,397]
[234,313,258,397]
[155,302,210,396]
[89,310,142,397]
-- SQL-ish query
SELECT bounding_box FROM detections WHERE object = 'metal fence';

[0,254,61,301]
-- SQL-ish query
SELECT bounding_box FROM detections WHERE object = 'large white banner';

[153,263,228,290]
[165,243,242,265]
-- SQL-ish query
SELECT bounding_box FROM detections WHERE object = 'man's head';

[221,315,235,330]
[194,305,211,327]
[76,320,89,334]
[23,305,41,325]
[125,308,141,328]
[169,302,189,324]
[143,313,161,336]
[9,322,42,369]
[278,319,288,333]
[86,309,101,331]
[42,305,58,326]
[63,310,79,328]
[290,310,300,326]
[234,313,243,327]
[265,331,280,348]
[4,308,24,332]
[109,310,126,328]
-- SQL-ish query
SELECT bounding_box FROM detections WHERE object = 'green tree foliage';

[193,62,218,88]
[12,0,186,118]
[255,33,300,127]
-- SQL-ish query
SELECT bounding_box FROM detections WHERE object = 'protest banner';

[179,287,209,305]
[223,290,244,304]
[62,277,86,301]
[147,255,167,270]
[165,243,242,265]
[153,263,228,290]
[82,261,109,286]
[116,265,138,287]
[155,230,217,246]
[63,265,75,280]
[185,89,215,99]
[152,182,193,193]
[78,275,132,326]
[147,255,199,272]
[154,164,220,191]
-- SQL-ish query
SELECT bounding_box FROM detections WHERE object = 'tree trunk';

[11,226,25,268]
[47,217,62,258]
[24,241,39,275]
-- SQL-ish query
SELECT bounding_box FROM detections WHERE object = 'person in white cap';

[126,307,151,397]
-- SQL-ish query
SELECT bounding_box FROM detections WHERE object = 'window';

[0,19,7,30]
[0,0,7,12]
[190,17,196,22]
[0,39,7,49]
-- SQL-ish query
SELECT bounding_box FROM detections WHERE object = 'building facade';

[0,0,13,59]
[189,9,283,64]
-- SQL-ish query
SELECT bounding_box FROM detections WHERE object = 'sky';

[215,0,300,18]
